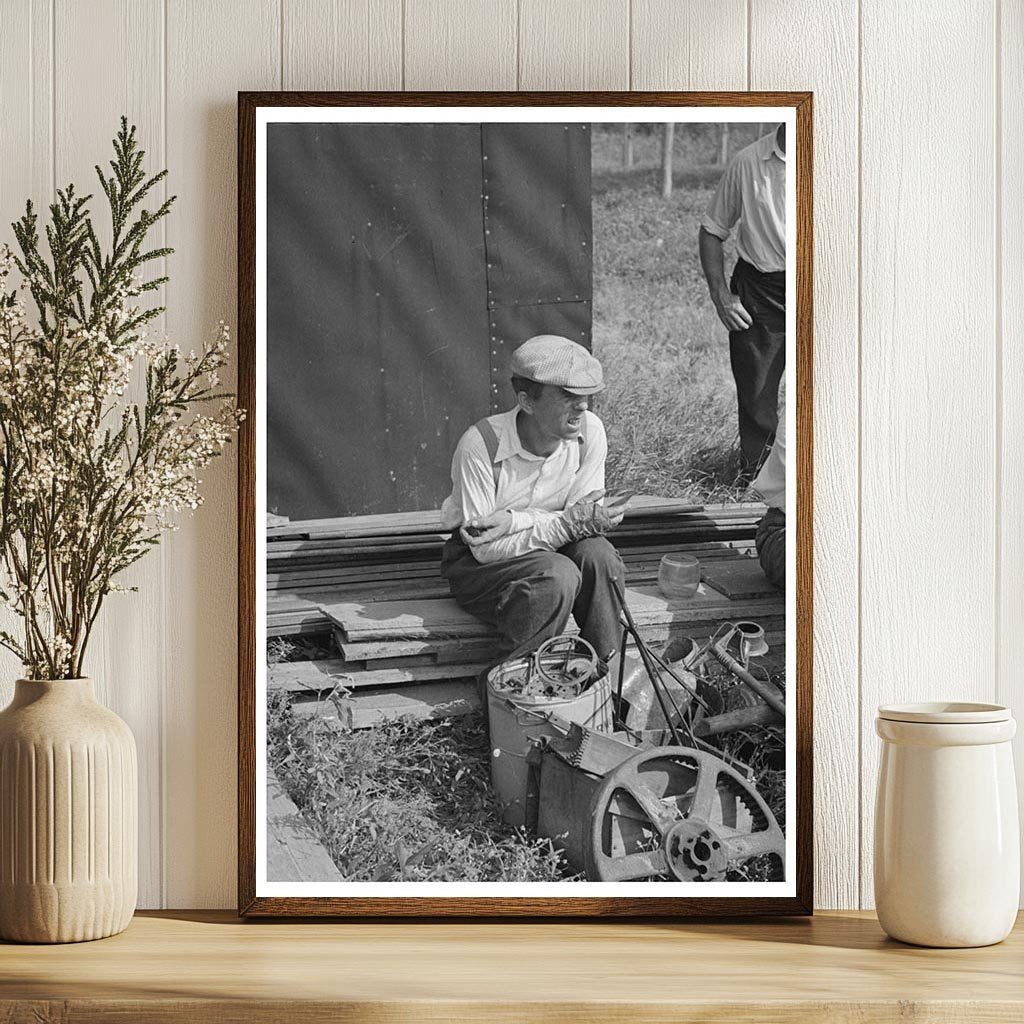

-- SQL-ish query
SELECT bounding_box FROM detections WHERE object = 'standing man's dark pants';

[755,507,786,590]
[441,535,626,666]
[729,258,786,471]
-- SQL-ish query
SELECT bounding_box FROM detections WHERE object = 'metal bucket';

[486,653,612,828]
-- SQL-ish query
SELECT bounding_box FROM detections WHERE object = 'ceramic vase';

[0,678,137,943]
[874,701,1019,948]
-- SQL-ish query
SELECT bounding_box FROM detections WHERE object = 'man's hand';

[698,228,753,332]
[565,489,630,540]
[713,288,753,331]
[460,508,513,547]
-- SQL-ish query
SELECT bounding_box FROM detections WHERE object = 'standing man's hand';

[712,289,753,331]
[461,509,513,547]
[699,226,753,332]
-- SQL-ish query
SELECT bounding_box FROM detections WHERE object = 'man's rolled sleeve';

[471,513,573,564]
[701,160,741,242]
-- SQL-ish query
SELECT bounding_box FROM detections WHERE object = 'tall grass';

[269,702,579,882]
[591,160,748,502]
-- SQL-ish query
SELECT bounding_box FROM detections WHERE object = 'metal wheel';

[586,746,785,882]
[526,635,600,699]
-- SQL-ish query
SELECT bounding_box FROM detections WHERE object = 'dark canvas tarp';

[267,122,592,519]
[481,123,592,413]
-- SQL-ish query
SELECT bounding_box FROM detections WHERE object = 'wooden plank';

[266,541,756,591]
[268,658,485,693]
[266,534,759,570]
[331,581,768,630]
[700,558,780,600]
[403,0,516,90]
[631,0,747,91]
[283,0,402,90]
[750,0,860,910]
[269,511,444,540]
[324,600,494,640]
[271,577,453,605]
[267,508,765,550]
[267,564,443,587]
[324,585,784,641]
[519,0,629,90]
[268,620,334,638]
[291,680,481,730]
[859,0,997,909]
[339,636,500,664]
[54,0,166,910]
[164,0,280,909]
[266,769,343,883]
[267,548,755,596]
[270,585,787,640]
[267,495,712,540]
[265,517,764,563]
[1001,0,1024,905]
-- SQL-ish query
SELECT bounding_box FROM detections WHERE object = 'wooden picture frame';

[238,91,813,917]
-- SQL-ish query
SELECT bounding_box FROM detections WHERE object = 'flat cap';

[509,335,605,395]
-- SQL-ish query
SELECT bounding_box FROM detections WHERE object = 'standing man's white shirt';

[701,131,786,273]
[750,389,786,512]
[440,407,606,563]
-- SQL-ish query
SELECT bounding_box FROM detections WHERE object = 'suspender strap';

[474,415,588,494]
[474,418,501,489]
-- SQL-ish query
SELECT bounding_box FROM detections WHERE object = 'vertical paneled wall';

[0,0,1015,909]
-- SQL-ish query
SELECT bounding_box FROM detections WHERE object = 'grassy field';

[593,177,746,500]
[590,124,753,501]
[268,637,580,882]
[269,695,580,882]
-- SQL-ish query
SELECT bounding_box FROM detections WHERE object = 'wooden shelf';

[2,910,1022,1022]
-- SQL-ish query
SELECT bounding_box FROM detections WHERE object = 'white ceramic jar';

[874,702,1019,947]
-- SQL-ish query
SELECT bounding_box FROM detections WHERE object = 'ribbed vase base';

[0,880,135,943]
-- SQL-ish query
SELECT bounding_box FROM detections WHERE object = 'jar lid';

[877,702,1011,724]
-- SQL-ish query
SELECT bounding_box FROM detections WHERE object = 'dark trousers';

[729,258,786,471]
[440,535,627,666]
[755,506,786,590]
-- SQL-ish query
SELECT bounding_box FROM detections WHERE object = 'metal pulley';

[507,634,601,701]
[585,746,785,882]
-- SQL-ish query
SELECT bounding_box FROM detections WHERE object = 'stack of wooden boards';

[268,498,787,730]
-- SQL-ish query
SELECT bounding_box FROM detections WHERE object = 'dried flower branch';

[0,117,242,679]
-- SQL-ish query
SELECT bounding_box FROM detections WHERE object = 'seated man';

[440,335,628,667]
[749,385,786,589]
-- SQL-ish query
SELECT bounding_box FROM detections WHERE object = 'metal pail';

[486,655,612,827]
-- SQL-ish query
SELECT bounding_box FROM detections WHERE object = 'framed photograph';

[238,91,813,916]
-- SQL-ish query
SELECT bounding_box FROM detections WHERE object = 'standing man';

[698,123,786,474]
[440,335,628,667]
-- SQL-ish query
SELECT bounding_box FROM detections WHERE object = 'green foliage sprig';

[0,118,242,679]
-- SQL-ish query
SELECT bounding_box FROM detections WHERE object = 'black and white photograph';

[245,99,807,913]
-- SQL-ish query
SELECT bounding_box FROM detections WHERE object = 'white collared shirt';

[440,407,607,562]
[701,130,786,274]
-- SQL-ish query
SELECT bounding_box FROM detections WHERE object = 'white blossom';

[0,242,242,679]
